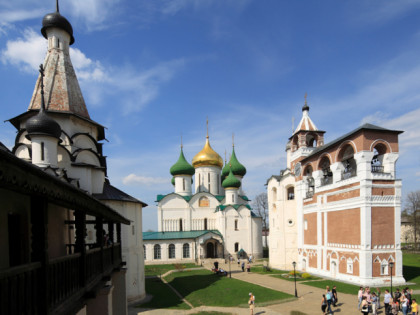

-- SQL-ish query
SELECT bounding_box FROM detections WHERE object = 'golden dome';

[192,137,223,168]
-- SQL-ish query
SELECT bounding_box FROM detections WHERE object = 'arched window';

[204,218,208,230]
[234,242,239,252]
[371,144,386,173]
[347,258,353,274]
[183,243,190,258]
[341,145,357,179]
[287,187,294,200]
[168,244,175,259]
[272,187,277,202]
[320,156,332,186]
[143,245,146,260]
[306,134,317,147]
[305,165,314,198]
[154,244,161,260]
[380,259,388,275]
[179,218,183,231]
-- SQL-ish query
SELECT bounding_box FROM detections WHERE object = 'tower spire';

[180,134,183,149]
[302,92,309,112]
[206,117,209,139]
[56,0,59,12]
[232,133,235,147]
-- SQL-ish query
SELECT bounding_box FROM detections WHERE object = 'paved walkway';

[129,261,387,315]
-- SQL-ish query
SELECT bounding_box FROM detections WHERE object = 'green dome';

[222,162,230,178]
[170,148,195,176]
[229,147,246,177]
[171,177,175,186]
[222,168,241,189]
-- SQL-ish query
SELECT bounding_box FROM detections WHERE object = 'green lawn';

[136,278,190,310]
[251,265,320,281]
[190,312,233,315]
[302,279,361,295]
[145,263,201,276]
[165,269,294,307]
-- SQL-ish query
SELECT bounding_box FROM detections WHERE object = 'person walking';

[358,287,364,310]
[401,293,409,315]
[384,289,392,315]
[321,294,328,315]
[332,285,338,307]
[241,261,245,272]
[248,292,255,315]
[371,292,377,315]
[246,262,251,272]
[376,287,381,309]
[411,298,418,315]
[326,287,333,314]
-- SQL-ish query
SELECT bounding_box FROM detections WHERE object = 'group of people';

[237,258,251,272]
[211,261,228,276]
[358,286,418,315]
[321,285,338,314]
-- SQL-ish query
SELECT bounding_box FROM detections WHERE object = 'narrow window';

[168,244,175,259]
[183,178,185,191]
[217,175,219,194]
[235,219,238,231]
[179,218,183,231]
[232,194,234,203]
[143,245,146,260]
[41,142,45,161]
[234,242,239,252]
[154,244,161,259]
[204,218,208,230]
[208,173,210,183]
[183,243,190,258]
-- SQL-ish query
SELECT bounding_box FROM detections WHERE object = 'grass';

[145,263,201,276]
[165,269,294,307]
[302,279,361,294]
[251,265,320,281]
[136,278,190,310]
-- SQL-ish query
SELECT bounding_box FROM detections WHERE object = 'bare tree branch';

[252,192,268,247]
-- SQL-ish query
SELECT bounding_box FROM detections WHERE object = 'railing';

[371,165,384,173]
[0,244,123,314]
[320,176,333,186]
[341,169,357,180]
[0,262,41,315]
[49,253,81,308]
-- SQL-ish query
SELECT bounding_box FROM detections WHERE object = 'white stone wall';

[194,166,222,195]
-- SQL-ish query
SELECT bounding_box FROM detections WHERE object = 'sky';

[1,0,420,231]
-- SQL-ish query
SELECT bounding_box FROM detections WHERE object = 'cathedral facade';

[268,99,405,286]
[143,132,263,263]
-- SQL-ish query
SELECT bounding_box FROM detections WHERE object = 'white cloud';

[0,8,44,24]
[0,29,46,72]
[123,174,168,186]
[0,28,184,113]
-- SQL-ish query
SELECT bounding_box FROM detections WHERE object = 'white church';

[7,3,148,305]
[143,130,263,263]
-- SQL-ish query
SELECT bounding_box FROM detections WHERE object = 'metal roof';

[143,230,222,240]
[94,181,147,207]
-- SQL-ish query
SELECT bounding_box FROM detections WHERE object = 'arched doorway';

[331,261,337,278]
[206,242,214,258]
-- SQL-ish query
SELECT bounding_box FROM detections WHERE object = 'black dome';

[41,12,74,45]
[26,110,62,139]
[302,104,309,111]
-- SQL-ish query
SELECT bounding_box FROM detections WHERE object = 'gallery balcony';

[0,244,123,315]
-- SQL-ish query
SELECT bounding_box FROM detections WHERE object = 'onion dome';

[222,162,230,178]
[26,64,61,139]
[192,137,223,168]
[26,109,61,139]
[171,177,175,186]
[170,148,195,176]
[302,92,309,111]
[41,2,75,45]
[228,147,246,177]
[222,168,241,189]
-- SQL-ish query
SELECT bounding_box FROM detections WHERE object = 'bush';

[289,270,300,276]
[174,264,186,272]
[301,272,311,279]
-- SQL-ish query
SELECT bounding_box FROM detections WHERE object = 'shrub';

[289,270,300,276]
[301,272,311,279]
[174,264,186,272]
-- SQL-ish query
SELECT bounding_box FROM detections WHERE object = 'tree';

[252,192,269,247]
[405,190,420,249]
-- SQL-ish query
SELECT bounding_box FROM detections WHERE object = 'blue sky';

[1,0,420,231]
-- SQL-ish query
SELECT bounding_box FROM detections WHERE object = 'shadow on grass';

[136,277,190,310]
[403,265,420,282]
